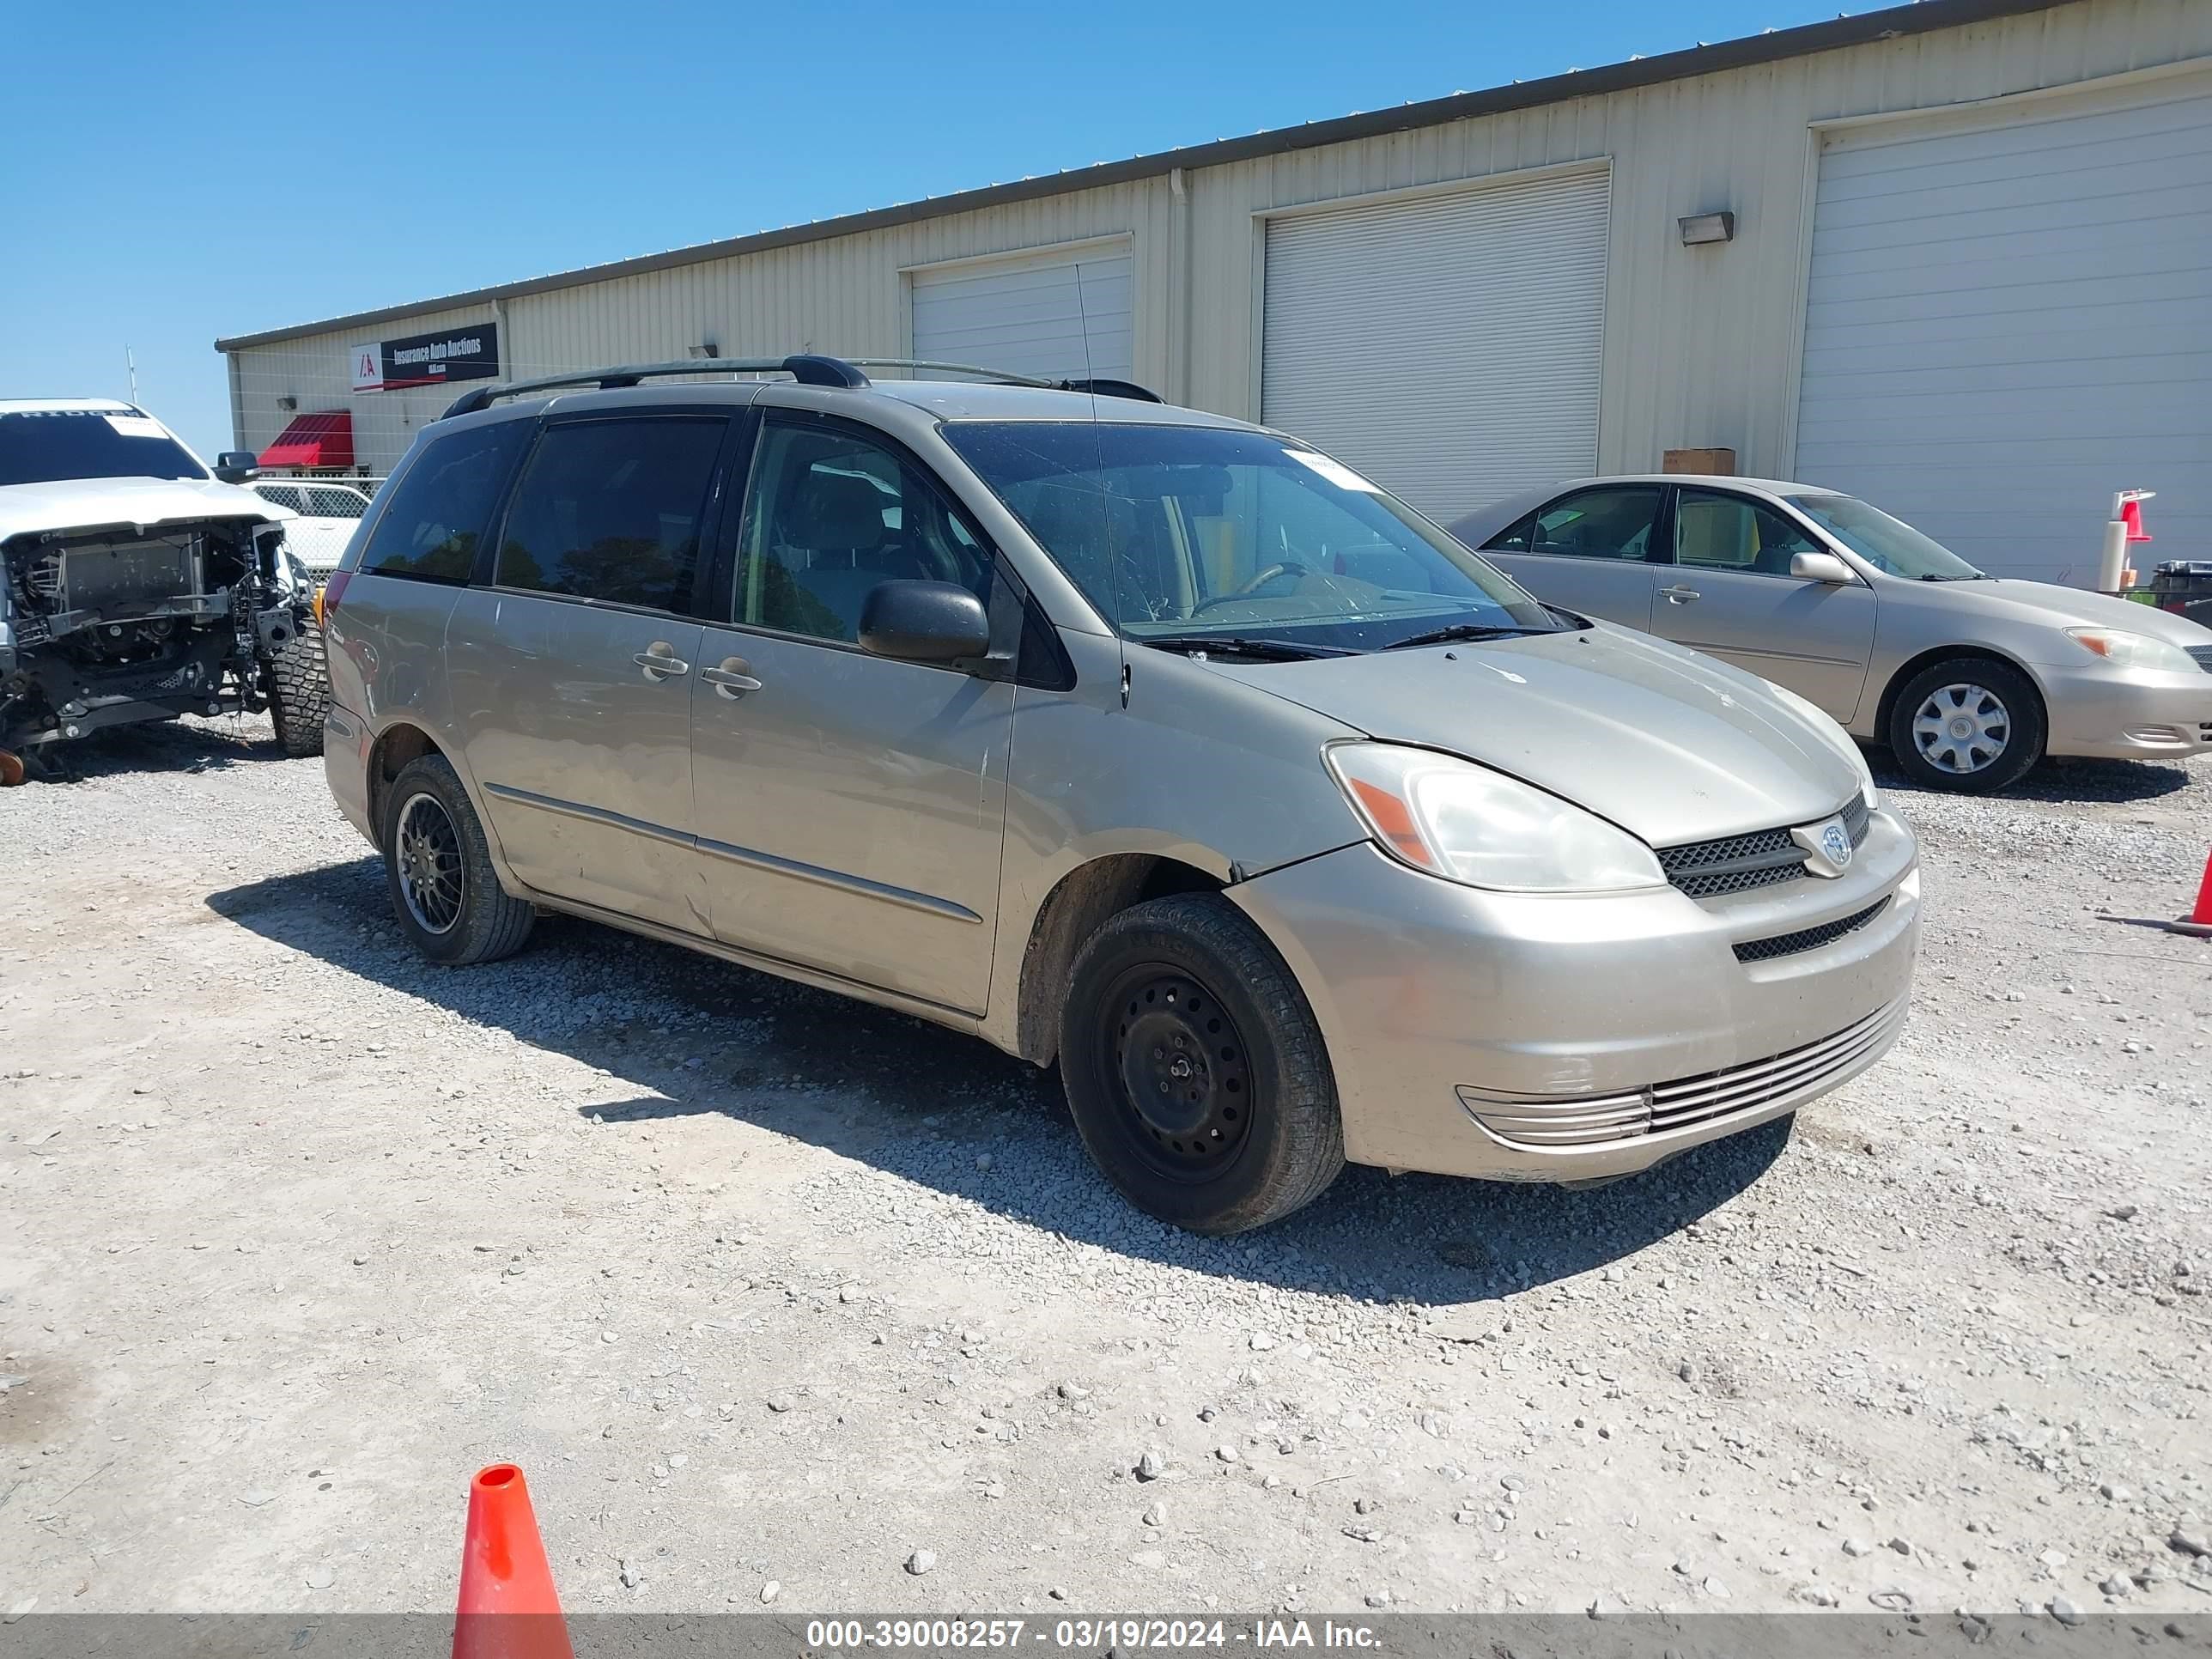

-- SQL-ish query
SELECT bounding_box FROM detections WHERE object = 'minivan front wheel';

[380,754,535,965]
[1886,657,2045,793]
[1060,895,1344,1234]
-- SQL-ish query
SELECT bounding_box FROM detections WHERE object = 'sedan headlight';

[1326,743,1665,894]
[2065,627,2197,674]
[1765,682,1880,810]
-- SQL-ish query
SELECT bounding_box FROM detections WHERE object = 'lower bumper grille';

[1734,896,1888,963]
[1457,995,1909,1150]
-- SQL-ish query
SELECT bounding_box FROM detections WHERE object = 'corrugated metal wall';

[228,0,2210,482]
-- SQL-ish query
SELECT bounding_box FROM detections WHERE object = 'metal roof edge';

[215,0,2071,354]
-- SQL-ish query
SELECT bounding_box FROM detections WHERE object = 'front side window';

[940,422,1554,649]
[1674,489,1824,577]
[732,420,994,644]
[495,419,725,613]
[1528,487,1662,562]
[1785,492,1984,580]
[0,409,206,486]
[358,419,531,582]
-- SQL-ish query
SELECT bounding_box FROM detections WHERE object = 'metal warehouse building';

[218,0,2210,586]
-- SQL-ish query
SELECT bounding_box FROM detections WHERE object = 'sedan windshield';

[0,410,207,487]
[942,422,1560,652]
[1786,492,1984,581]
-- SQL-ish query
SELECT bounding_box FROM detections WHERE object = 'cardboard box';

[1663,447,1736,476]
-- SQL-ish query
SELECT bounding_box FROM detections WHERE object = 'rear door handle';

[701,657,763,699]
[635,644,691,681]
[1661,584,1702,604]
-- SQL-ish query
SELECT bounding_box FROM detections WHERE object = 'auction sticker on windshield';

[1282,449,1380,491]
[105,415,169,441]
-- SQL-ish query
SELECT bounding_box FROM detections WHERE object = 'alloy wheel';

[395,791,465,935]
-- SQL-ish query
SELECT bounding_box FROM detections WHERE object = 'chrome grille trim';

[1658,795,1869,900]
[1457,995,1909,1151]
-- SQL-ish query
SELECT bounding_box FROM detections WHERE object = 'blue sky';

[6,0,1851,457]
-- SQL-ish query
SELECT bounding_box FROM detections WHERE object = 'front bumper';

[2035,659,2212,759]
[1231,809,1919,1182]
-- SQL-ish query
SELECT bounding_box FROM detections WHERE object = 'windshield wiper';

[1381,622,1540,651]
[1137,635,1354,661]
[1918,572,1990,581]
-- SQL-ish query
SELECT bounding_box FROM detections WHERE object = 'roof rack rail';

[441,353,1163,420]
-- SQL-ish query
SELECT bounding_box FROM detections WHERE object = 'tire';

[380,754,535,966]
[1884,657,2045,794]
[1059,894,1344,1234]
[267,623,331,758]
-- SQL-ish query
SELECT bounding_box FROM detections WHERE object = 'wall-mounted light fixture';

[276,394,298,411]
[687,342,720,360]
[1679,211,1736,246]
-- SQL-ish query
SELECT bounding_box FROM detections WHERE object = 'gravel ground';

[1,715,2209,1620]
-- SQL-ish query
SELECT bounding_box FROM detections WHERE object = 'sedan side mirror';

[213,451,262,483]
[1790,550,1856,585]
[859,580,991,664]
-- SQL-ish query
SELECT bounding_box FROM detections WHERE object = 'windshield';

[941,422,1560,651]
[1786,492,1983,580]
[0,409,206,487]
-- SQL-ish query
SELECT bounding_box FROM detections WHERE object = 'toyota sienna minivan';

[320,356,1920,1233]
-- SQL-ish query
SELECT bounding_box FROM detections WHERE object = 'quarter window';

[1528,487,1662,562]
[732,421,993,644]
[495,419,726,613]
[1674,489,1824,577]
[358,420,530,583]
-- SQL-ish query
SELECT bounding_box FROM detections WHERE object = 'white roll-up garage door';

[909,246,1133,384]
[1261,167,1610,524]
[1795,89,2212,586]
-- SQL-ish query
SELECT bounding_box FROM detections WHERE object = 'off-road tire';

[1885,656,2045,794]
[380,754,535,966]
[267,623,331,758]
[1059,894,1344,1234]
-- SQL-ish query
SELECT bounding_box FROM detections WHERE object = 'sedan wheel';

[1911,682,2011,776]
[1886,657,2045,793]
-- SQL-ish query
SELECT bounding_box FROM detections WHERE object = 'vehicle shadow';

[206,860,1789,1310]
[1866,747,2200,805]
[13,717,295,783]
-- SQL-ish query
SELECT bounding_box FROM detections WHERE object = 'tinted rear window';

[495,418,726,613]
[358,420,530,582]
[0,409,205,485]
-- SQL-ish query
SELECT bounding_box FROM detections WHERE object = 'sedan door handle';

[635,644,691,681]
[1660,584,1703,605]
[701,657,763,700]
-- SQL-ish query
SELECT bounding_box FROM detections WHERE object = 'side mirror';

[213,451,261,483]
[1790,550,1856,585]
[859,580,991,664]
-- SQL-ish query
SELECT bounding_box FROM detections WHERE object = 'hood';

[1207,624,1861,847]
[0,476,289,543]
[1905,576,2212,649]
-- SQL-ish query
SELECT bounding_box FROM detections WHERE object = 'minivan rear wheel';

[1060,895,1344,1234]
[1886,657,2045,793]
[380,754,535,966]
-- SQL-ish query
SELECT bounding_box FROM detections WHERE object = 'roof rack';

[441,354,1162,419]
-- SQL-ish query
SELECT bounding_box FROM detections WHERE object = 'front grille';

[1733,897,1889,963]
[2187,644,2212,673]
[1658,793,1869,900]
[1457,995,1908,1149]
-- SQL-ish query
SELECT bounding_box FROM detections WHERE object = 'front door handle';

[1661,584,1703,605]
[701,657,763,700]
[635,643,691,681]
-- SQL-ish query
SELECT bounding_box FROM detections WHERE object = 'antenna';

[125,344,137,405]
[1072,262,1130,709]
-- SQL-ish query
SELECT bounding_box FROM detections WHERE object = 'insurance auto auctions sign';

[349,323,500,392]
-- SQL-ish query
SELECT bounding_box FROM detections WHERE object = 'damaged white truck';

[0,398,330,781]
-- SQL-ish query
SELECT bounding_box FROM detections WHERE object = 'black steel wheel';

[380,753,535,966]
[1060,894,1343,1234]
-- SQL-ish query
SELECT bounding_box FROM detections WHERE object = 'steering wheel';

[1192,562,1294,615]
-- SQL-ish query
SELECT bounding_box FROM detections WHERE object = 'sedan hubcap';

[1109,970,1251,1171]
[1911,683,2010,775]
[395,792,465,935]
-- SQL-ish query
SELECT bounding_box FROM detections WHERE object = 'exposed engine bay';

[1,514,317,770]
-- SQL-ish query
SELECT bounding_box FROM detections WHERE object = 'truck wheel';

[380,754,535,966]
[268,623,331,758]
[1885,657,2045,793]
[1059,894,1344,1235]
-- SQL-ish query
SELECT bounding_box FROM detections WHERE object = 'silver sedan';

[1451,477,2212,792]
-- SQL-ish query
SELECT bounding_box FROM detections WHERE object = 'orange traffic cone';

[2186,849,2212,930]
[453,1464,574,1659]
[2121,495,2153,544]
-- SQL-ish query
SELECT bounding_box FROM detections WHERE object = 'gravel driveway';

[2,717,2208,1620]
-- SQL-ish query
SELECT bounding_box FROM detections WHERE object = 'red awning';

[258,410,355,470]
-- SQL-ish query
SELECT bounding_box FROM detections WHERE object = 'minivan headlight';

[2065,627,2197,674]
[1765,682,1880,810]
[1325,743,1665,894]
